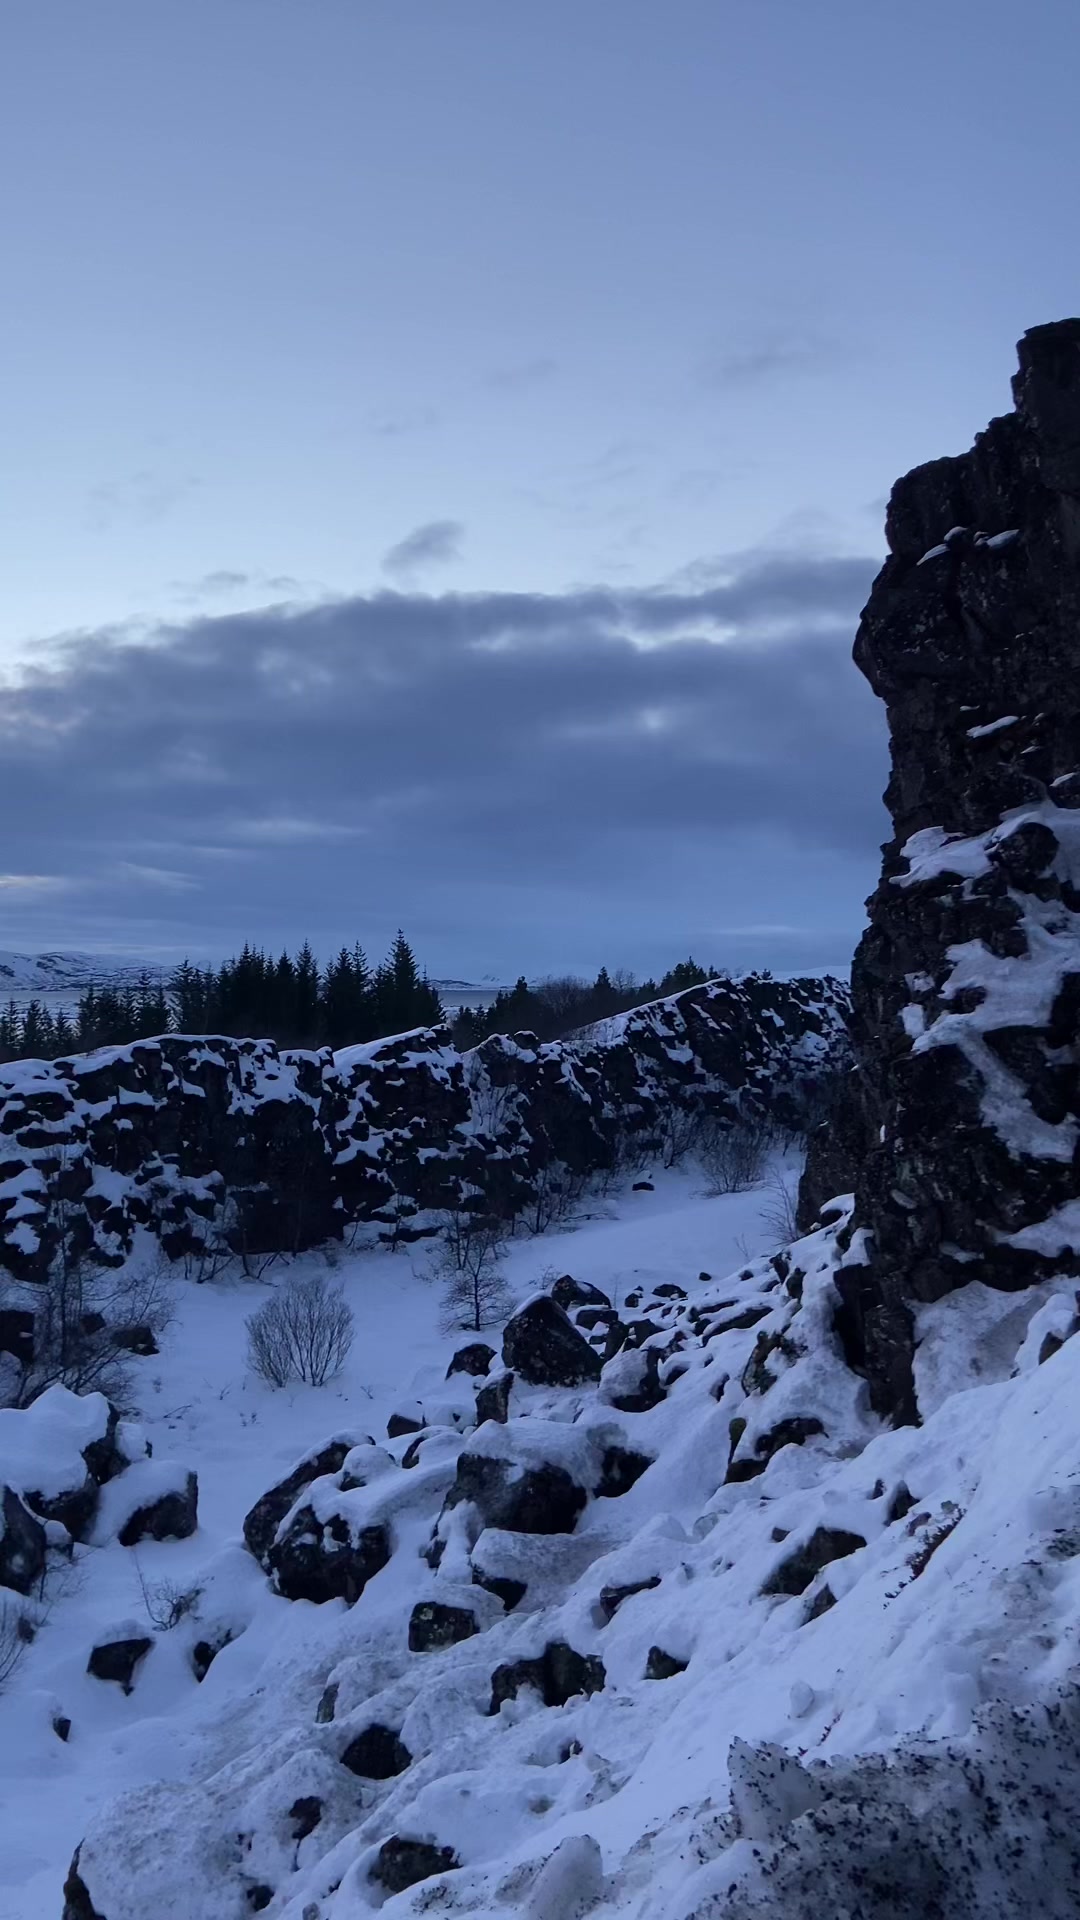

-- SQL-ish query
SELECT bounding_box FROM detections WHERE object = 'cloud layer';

[0,551,886,976]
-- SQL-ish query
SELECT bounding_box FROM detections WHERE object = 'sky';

[1,0,1079,981]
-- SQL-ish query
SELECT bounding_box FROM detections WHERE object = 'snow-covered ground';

[5,1157,1080,1918]
[0,1168,778,1920]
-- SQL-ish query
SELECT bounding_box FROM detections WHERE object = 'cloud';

[366,404,441,438]
[699,331,840,390]
[484,357,558,392]
[85,470,201,531]
[381,519,465,581]
[0,548,887,974]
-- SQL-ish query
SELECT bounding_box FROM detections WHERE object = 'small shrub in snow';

[134,1564,202,1632]
[430,1210,512,1333]
[246,1274,354,1387]
[0,1599,32,1692]
[698,1113,774,1194]
[758,1165,801,1244]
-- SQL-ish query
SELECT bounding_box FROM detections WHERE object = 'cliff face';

[811,320,1080,1421]
[0,974,849,1290]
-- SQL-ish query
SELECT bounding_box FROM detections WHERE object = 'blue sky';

[1,1,1078,978]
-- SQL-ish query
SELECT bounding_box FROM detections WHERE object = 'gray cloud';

[0,550,886,975]
[699,331,840,390]
[484,357,559,391]
[381,519,465,581]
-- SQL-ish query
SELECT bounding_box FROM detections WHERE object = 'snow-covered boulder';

[502,1294,602,1387]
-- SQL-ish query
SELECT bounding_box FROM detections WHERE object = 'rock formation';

[803,319,1080,1420]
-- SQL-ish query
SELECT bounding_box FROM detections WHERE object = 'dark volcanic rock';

[476,1370,514,1424]
[371,1837,459,1896]
[802,320,1080,1422]
[446,1342,495,1378]
[242,1440,354,1567]
[645,1645,688,1679]
[502,1296,603,1387]
[595,1445,653,1497]
[340,1723,412,1779]
[763,1527,866,1598]
[268,1511,390,1605]
[0,1484,46,1595]
[408,1600,479,1652]
[550,1274,611,1312]
[62,1850,106,1920]
[87,1633,153,1692]
[117,1472,198,1547]
[489,1641,606,1713]
[598,1575,660,1622]
[450,1450,587,1535]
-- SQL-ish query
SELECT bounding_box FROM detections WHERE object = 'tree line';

[0,943,743,1065]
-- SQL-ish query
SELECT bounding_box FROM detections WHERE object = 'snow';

[967,714,1019,738]
[6,1163,1080,1917]
[0,1386,114,1501]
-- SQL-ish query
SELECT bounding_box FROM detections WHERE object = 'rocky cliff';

[0,973,849,1291]
[803,319,1080,1421]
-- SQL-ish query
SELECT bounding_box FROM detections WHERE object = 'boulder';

[603,1345,665,1413]
[598,1575,660,1622]
[387,1404,425,1439]
[550,1275,611,1312]
[370,1837,460,1896]
[451,1451,587,1535]
[25,1475,99,1545]
[0,1484,46,1595]
[87,1632,153,1692]
[62,1850,106,1920]
[476,1371,514,1424]
[117,1471,198,1547]
[489,1642,605,1713]
[408,1600,479,1652]
[595,1444,653,1498]
[268,1511,390,1605]
[645,1645,688,1679]
[242,1439,355,1566]
[340,1724,412,1779]
[446,1342,495,1379]
[502,1296,602,1388]
[763,1527,867,1598]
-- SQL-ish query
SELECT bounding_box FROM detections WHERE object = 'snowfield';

[3,1166,1080,1918]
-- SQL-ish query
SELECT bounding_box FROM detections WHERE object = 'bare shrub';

[759,1165,802,1245]
[658,1103,703,1169]
[698,1112,775,1194]
[5,1238,174,1411]
[0,1599,32,1692]
[520,1161,588,1235]
[133,1559,202,1631]
[431,1207,512,1333]
[246,1273,354,1387]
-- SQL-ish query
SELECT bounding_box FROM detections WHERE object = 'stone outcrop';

[0,975,848,1289]
[802,319,1080,1421]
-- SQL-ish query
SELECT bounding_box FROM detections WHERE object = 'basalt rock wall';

[802,320,1080,1421]
[0,974,849,1288]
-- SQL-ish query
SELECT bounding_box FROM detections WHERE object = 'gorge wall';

[0,973,849,1291]
[803,319,1080,1422]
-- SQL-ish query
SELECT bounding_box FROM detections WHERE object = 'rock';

[24,1475,99,1545]
[598,1575,660,1622]
[489,1642,606,1713]
[0,1484,46,1595]
[370,1837,460,1895]
[387,1404,425,1439]
[408,1600,479,1652]
[632,1180,654,1191]
[549,1275,611,1311]
[604,1345,665,1413]
[451,1452,587,1535]
[268,1511,390,1605]
[117,1471,198,1547]
[53,1714,72,1742]
[111,1323,158,1356]
[87,1632,153,1692]
[595,1445,653,1497]
[340,1723,412,1779]
[191,1631,233,1682]
[242,1439,354,1566]
[806,321,1080,1422]
[446,1342,495,1378]
[246,1885,273,1910]
[762,1527,867,1598]
[645,1645,688,1679]
[472,1567,527,1611]
[652,1282,687,1300]
[476,1371,514,1424]
[289,1796,322,1842]
[502,1296,602,1388]
[0,1308,34,1366]
[62,1850,106,1920]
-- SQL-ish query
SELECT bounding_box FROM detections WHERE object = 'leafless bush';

[4,1240,175,1411]
[0,1599,32,1692]
[758,1165,802,1244]
[698,1112,775,1194]
[520,1161,589,1235]
[246,1273,355,1387]
[658,1103,704,1169]
[133,1559,202,1631]
[431,1207,513,1332]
